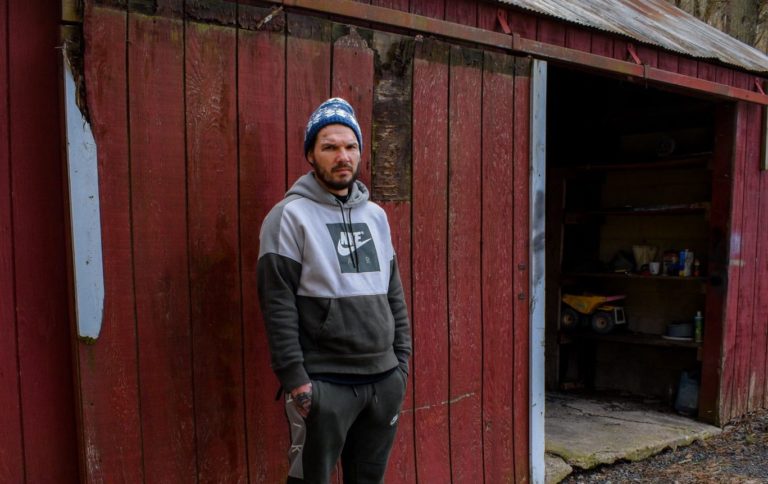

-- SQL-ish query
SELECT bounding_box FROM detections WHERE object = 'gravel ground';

[562,408,768,483]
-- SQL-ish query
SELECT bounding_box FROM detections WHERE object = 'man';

[257,97,411,483]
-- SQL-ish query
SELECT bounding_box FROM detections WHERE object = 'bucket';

[675,371,699,416]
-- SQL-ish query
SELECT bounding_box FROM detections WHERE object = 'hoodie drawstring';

[337,200,359,272]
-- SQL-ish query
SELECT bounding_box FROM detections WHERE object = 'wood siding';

[80,2,531,482]
[0,0,80,482]
[717,98,768,424]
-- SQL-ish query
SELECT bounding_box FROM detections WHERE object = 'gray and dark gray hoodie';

[257,172,411,392]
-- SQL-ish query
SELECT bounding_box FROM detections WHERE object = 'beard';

[312,162,360,192]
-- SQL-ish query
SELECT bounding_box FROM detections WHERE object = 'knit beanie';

[303,97,363,157]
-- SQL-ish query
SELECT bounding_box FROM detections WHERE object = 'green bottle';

[694,311,703,343]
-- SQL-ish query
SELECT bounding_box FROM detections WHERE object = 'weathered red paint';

[332,27,374,186]
[445,0,476,26]
[382,201,417,483]
[128,11,197,481]
[745,103,765,413]
[79,5,144,481]
[536,17,566,46]
[286,13,332,182]
[68,1,768,481]
[698,103,734,425]
[186,20,248,482]
[410,0,444,19]
[448,44,484,483]
[565,26,590,52]
[370,0,408,11]
[412,37,451,483]
[482,50,517,482]
[0,0,24,480]
[720,100,749,422]
[512,57,532,484]
[590,32,613,58]
[238,7,290,481]
[9,1,79,480]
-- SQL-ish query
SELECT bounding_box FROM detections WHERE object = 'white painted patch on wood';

[530,59,548,484]
[63,48,104,339]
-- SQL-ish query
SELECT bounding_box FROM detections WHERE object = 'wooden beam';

[272,0,768,105]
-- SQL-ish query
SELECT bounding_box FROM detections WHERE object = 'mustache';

[332,164,354,171]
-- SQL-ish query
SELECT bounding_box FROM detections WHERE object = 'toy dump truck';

[561,294,627,334]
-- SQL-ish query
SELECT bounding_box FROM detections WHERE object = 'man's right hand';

[290,383,313,418]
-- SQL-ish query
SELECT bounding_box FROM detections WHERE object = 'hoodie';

[257,172,411,392]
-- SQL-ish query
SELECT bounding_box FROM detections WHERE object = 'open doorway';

[542,64,730,475]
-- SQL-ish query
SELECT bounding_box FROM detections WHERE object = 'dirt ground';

[562,408,768,483]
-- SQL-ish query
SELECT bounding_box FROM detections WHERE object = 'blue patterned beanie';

[304,98,363,157]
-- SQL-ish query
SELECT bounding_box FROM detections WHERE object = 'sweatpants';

[285,368,407,484]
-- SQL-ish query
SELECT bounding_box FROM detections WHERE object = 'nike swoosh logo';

[337,237,372,257]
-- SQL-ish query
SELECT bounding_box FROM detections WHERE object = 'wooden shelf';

[562,331,700,349]
[564,203,709,223]
[557,153,711,174]
[562,272,706,282]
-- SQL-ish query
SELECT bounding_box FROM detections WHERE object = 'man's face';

[307,124,361,196]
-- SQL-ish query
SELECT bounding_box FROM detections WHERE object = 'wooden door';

[79,3,532,481]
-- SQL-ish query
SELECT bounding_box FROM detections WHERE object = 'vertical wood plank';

[476,2,497,31]
[286,14,332,184]
[9,0,79,480]
[720,101,748,422]
[79,5,143,482]
[758,110,768,409]
[512,56,532,484]
[448,45,483,484]
[370,0,409,11]
[481,50,516,482]
[729,73,753,420]
[382,201,416,484]
[636,45,658,68]
[590,33,613,57]
[536,18,565,46]
[657,52,678,72]
[565,26,590,52]
[238,5,289,482]
[745,103,766,412]
[445,0,476,26]
[507,9,537,39]
[699,103,734,424]
[128,11,196,481]
[412,37,450,483]
[410,0,444,19]
[697,62,718,83]
[185,18,247,482]
[332,26,374,187]
[677,58,698,77]
[612,38,628,62]
[0,0,24,480]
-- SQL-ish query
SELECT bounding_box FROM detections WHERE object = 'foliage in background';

[670,0,768,54]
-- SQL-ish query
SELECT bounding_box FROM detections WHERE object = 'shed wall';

[718,96,768,424]
[374,0,768,426]
[0,0,80,482]
[79,2,531,482]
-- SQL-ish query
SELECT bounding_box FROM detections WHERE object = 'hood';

[285,171,370,207]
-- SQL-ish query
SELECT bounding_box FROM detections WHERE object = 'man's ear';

[306,152,315,166]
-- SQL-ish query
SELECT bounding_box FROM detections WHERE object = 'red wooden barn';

[2,0,768,481]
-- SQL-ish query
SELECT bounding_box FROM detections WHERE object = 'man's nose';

[337,149,352,162]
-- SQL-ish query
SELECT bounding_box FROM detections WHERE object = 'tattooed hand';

[290,383,313,418]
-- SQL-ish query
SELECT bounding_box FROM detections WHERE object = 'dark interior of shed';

[545,65,719,419]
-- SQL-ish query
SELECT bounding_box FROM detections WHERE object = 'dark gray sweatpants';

[285,368,407,484]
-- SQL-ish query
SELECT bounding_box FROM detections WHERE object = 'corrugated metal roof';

[498,0,768,73]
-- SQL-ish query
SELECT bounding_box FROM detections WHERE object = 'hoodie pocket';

[316,298,337,339]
